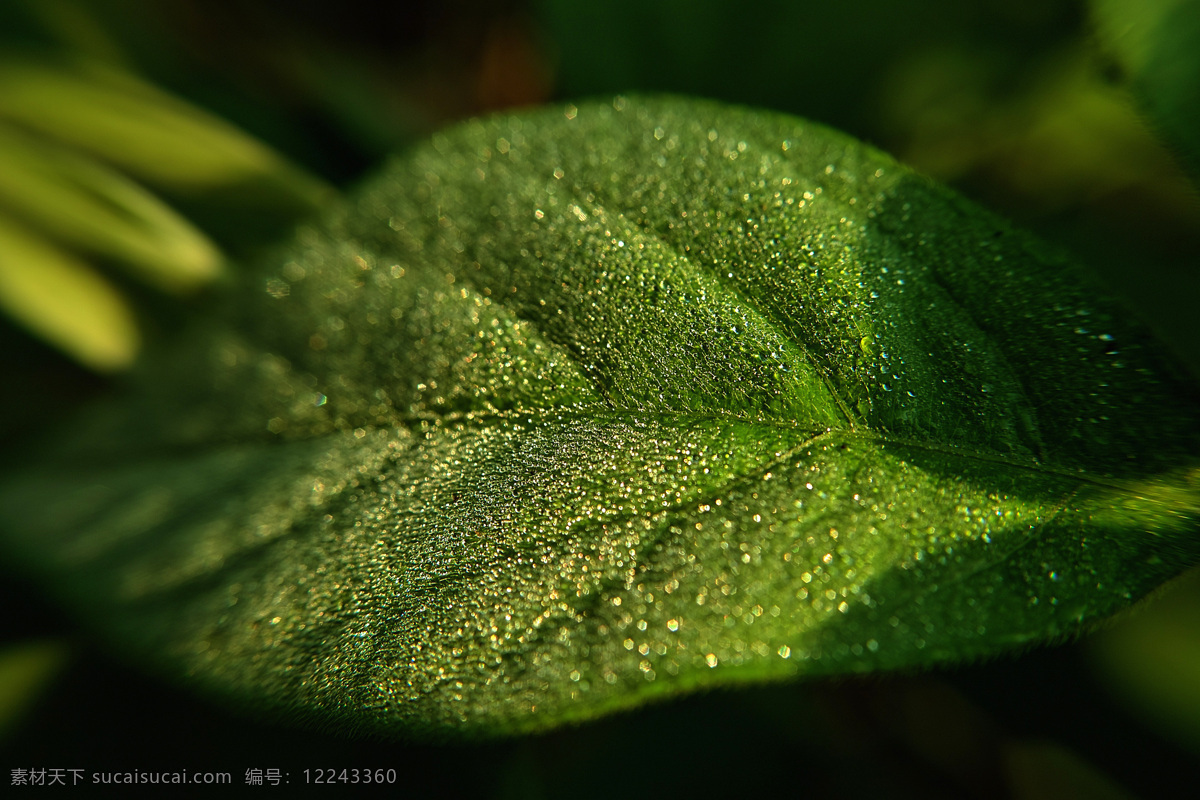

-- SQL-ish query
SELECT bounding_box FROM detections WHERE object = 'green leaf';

[2,97,1198,738]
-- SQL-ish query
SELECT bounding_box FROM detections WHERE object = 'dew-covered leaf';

[1,97,1198,738]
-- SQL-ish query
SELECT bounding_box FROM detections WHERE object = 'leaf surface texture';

[3,97,1198,737]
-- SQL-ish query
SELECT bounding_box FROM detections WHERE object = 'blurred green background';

[1,0,1198,796]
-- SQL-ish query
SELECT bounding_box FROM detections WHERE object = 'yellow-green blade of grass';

[0,213,139,371]
[0,123,223,292]
[0,58,331,207]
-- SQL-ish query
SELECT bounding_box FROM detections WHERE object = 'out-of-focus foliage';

[0,3,333,370]
[0,61,329,198]
[1092,0,1200,180]
[0,213,141,371]
[1092,567,1200,753]
[0,640,68,742]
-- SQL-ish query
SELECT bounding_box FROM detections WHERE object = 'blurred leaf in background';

[1092,567,1200,755]
[1,0,1198,797]
[1092,0,1200,181]
[0,4,337,372]
[0,640,68,744]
